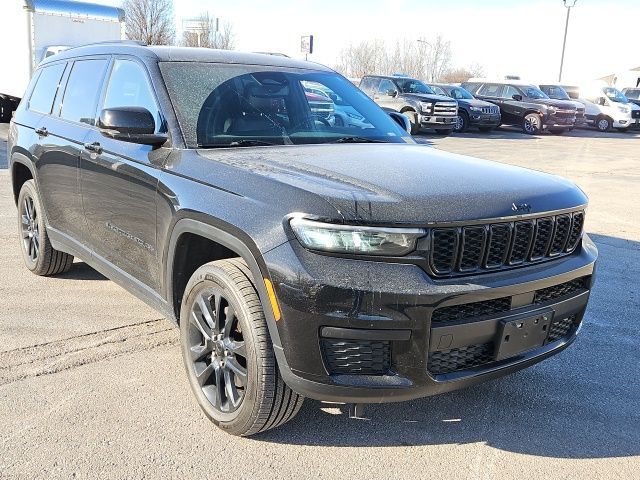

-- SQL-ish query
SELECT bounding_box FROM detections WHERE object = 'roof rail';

[81,40,148,47]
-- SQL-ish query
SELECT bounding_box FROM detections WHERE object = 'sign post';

[301,35,314,60]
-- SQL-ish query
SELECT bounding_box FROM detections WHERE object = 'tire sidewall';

[596,116,611,132]
[179,265,263,433]
[17,180,46,272]
[454,111,468,133]
[523,113,541,135]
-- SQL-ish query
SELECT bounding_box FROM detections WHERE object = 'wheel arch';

[399,106,416,114]
[10,152,36,205]
[164,217,284,349]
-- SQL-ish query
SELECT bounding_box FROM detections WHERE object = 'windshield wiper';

[332,136,385,144]
[198,139,281,148]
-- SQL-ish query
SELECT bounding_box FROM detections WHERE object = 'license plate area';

[494,310,553,361]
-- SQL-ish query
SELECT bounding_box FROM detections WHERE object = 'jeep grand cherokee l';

[462,81,578,134]
[360,75,458,135]
[9,42,597,436]
[429,83,501,133]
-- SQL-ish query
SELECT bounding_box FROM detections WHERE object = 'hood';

[527,98,577,110]
[196,144,587,225]
[403,93,456,104]
[462,98,497,108]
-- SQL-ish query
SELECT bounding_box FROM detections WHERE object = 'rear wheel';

[595,115,612,132]
[402,110,420,135]
[17,180,74,276]
[523,113,542,135]
[180,258,304,436]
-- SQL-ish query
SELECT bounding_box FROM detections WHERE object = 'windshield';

[448,87,474,100]
[541,85,570,100]
[395,79,435,94]
[624,88,640,100]
[160,63,410,147]
[522,86,549,99]
[603,87,628,104]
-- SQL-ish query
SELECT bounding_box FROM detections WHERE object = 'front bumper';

[419,114,457,129]
[544,112,576,129]
[469,112,501,127]
[264,234,598,403]
[613,117,640,129]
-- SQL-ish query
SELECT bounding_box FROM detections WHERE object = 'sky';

[97,0,639,85]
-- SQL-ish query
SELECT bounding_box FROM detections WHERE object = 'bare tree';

[123,0,175,45]
[438,63,485,83]
[424,34,451,82]
[181,12,235,50]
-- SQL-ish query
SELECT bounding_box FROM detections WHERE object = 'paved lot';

[1,124,639,479]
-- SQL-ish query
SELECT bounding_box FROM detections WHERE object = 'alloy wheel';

[524,115,540,134]
[598,118,610,131]
[20,195,39,262]
[187,288,248,414]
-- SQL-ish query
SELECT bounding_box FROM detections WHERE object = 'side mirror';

[388,111,412,133]
[98,107,167,146]
[597,97,607,106]
[387,89,398,97]
[512,94,523,101]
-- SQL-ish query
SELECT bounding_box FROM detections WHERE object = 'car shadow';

[255,233,640,460]
[55,261,107,281]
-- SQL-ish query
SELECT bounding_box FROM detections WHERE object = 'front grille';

[431,276,590,327]
[534,278,587,304]
[428,342,494,375]
[481,105,500,114]
[321,339,391,375]
[554,109,576,118]
[428,210,585,277]
[434,102,457,116]
[547,315,576,342]
[432,297,512,326]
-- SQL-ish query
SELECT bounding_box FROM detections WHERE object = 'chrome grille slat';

[428,210,585,277]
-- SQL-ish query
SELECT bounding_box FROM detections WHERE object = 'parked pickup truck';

[359,74,458,135]
[0,0,124,122]
[9,43,597,436]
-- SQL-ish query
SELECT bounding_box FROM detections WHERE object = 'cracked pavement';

[1,125,639,479]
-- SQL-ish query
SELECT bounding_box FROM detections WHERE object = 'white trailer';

[0,0,125,121]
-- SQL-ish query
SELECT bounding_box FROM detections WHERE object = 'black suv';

[9,43,597,436]
[429,83,501,133]
[538,84,587,128]
[360,75,458,134]
[462,81,578,134]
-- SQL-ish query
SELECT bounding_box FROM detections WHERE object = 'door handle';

[84,142,103,154]
[35,127,48,137]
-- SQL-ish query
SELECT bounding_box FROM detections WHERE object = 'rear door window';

[478,84,504,97]
[60,59,109,125]
[359,77,380,96]
[28,63,67,114]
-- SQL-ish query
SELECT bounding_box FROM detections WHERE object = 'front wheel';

[180,258,304,436]
[453,111,469,133]
[403,110,420,135]
[523,113,542,135]
[595,115,612,132]
[17,180,74,275]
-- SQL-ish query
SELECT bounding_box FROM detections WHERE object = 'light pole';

[417,38,433,80]
[558,0,578,82]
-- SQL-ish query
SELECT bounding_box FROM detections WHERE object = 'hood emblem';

[512,202,532,213]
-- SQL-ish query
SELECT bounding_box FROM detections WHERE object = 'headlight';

[547,106,557,115]
[470,106,483,113]
[419,102,433,113]
[290,217,426,256]
[617,105,631,114]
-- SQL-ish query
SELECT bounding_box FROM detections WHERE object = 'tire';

[595,115,612,132]
[180,258,304,436]
[522,113,542,135]
[453,111,469,133]
[17,180,74,276]
[478,126,494,133]
[403,110,420,135]
[434,129,452,135]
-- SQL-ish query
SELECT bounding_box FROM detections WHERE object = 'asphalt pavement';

[0,124,639,479]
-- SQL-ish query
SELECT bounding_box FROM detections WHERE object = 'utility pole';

[558,0,578,82]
